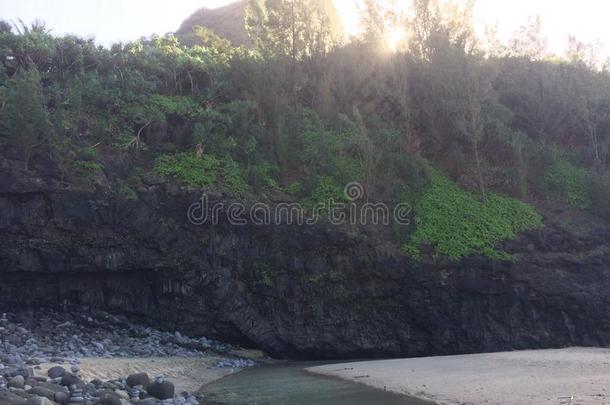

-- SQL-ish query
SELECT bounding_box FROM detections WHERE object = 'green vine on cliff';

[154,152,220,188]
[403,168,543,262]
[154,152,249,194]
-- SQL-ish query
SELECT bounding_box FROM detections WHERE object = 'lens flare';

[387,26,406,51]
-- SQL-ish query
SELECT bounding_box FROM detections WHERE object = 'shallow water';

[201,362,433,405]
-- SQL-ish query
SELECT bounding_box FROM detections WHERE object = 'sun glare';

[387,26,407,52]
[332,0,610,58]
[333,0,362,37]
[332,0,410,52]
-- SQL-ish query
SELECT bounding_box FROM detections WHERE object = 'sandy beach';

[35,357,239,393]
[308,347,610,405]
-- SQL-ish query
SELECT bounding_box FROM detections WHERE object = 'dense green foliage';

[543,160,592,209]
[403,167,543,261]
[0,67,49,169]
[154,153,221,188]
[0,0,608,261]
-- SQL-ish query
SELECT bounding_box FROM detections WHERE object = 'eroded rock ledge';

[1,156,609,359]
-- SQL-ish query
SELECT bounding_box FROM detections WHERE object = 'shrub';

[72,160,103,174]
[402,168,543,261]
[0,67,50,169]
[303,176,345,212]
[222,159,248,194]
[154,152,220,188]
[154,152,249,192]
[542,160,592,209]
[284,181,303,196]
[80,146,100,162]
[249,162,280,191]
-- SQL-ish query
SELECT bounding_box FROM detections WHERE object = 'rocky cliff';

[175,0,343,48]
[1,155,609,359]
[176,1,251,47]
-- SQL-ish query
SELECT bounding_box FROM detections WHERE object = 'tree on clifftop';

[245,0,341,105]
[0,67,50,170]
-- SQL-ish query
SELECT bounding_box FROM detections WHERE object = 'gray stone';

[0,390,27,405]
[114,391,128,400]
[25,397,53,405]
[47,367,65,380]
[8,376,25,390]
[146,381,174,400]
[97,391,122,405]
[59,374,80,388]
[54,391,69,405]
[126,374,149,388]
[27,387,55,401]
[32,383,67,396]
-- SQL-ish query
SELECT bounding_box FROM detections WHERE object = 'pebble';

[0,308,256,405]
[114,390,129,400]
[216,359,256,369]
[133,398,156,405]
[128,386,141,402]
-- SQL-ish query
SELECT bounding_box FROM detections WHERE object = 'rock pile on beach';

[0,367,200,405]
[0,308,236,362]
[0,308,257,405]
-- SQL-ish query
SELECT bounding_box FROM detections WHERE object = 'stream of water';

[201,362,433,405]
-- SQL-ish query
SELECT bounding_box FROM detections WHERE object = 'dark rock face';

[175,0,342,49]
[176,1,251,47]
[1,156,609,359]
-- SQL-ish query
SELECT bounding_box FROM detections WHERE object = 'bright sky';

[0,0,609,57]
[474,0,610,58]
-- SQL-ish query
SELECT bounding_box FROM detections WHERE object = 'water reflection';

[201,362,434,405]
